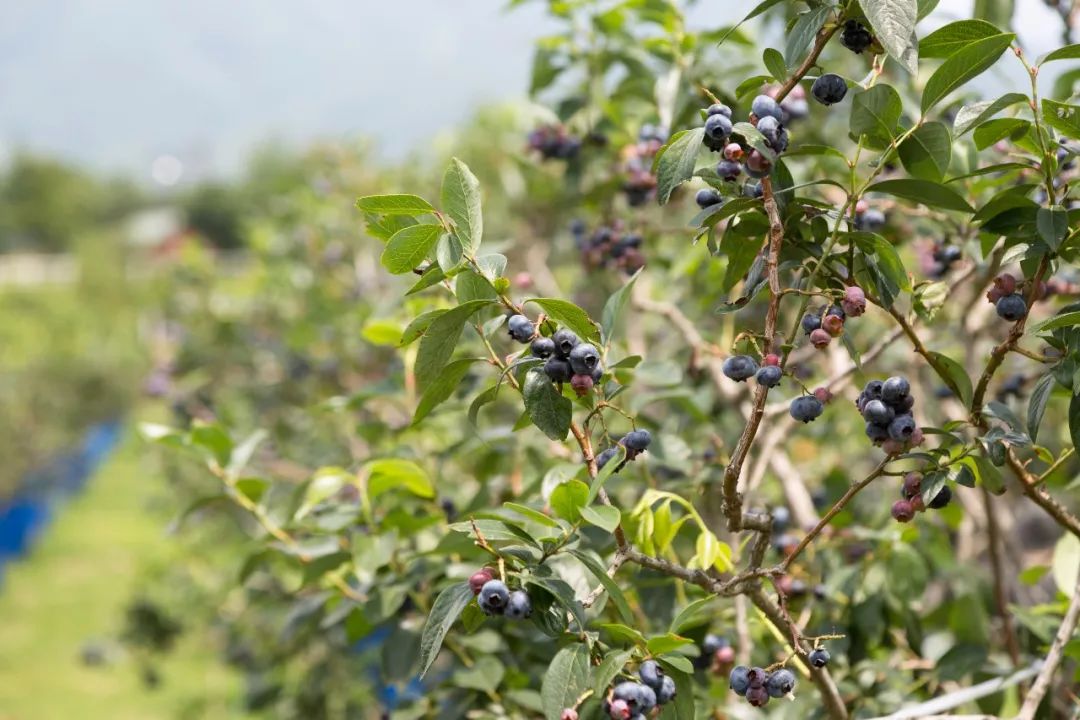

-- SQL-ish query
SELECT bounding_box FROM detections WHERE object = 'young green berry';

[811,73,848,105]
[808,648,830,668]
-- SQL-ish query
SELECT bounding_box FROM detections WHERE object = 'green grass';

[0,429,244,720]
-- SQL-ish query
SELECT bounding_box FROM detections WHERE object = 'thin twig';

[1015,560,1080,720]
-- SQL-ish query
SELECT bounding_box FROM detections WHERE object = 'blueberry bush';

[143,1,1080,718]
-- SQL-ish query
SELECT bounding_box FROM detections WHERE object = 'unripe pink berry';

[909,427,925,447]
[855,199,870,215]
[994,273,1017,295]
[715,645,736,664]
[724,143,745,161]
[570,374,594,397]
[902,472,923,499]
[892,499,915,522]
[810,328,831,349]
[841,286,867,317]
[813,387,833,404]
[822,314,845,337]
[746,149,771,174]
[881,438,905,455]
[561,710,579,720]
[763,353,780,366]
[469,568,495,595]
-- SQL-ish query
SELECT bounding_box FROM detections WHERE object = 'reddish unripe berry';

[909,495,925,512]
[881,438,906,455]
[810,328,831,349]
[855,199,870,214]
[469,568,495,595]
[746,686,771,707]
[608,699,631,720]
[561,710,579,720]
[892,499,915,522]
[715,645,736,664]
[1035,280,1049,300]
[724,143,745,161]
[763,353,780,366]
[902,472,923,499]
[813,387,833,404]
[822,314,845,337]
[986,286,1005,304]
[514,272,533,288]
[842,286,867,317]
[909,427,925,447]
[746,149,772,174]
[994,273,1017,295]
[570,373,594,396]
[777,575,794,596]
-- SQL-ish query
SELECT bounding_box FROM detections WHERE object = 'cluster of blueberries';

[623,125,669,206]
[701,94,790,185]
[856,377,925,454]
[527,124,582,160]
[601,660,676,719]
[596,429,652,473]
[511,320,605,396]
[720,352,832,423]
[925,240,964,278]
[800,287,867,350]
[570,220,645,274]
[728,664,798,708]
[892,471,952,522]
[986,273,1034,322]
[840,19,874,54]
[469,569,533,618]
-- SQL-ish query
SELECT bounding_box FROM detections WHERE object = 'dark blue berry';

[544,357,573,382]
[552,329,580,358]
[707,103,732,118]
[723,355,759,381]
[888,414,917,442]
[865,421,890,442]
[729,665,751,694]
[622,429,652,451]
[801,312,822,334]
[996,293,1027,321]
[504,590,532,619]
[638,660,664,691]
[716,159,742,180]
[596,447,619,470]
[862,399,894,425]
[568,342,600,375]
[841,20,873,54]
[695,188,721,208]
[756,365,783,387]
[531,337,556,358]
[928,485,952,509]
[657,675,676,704]
[881,376,910,405]
[507,314,534,343]
[751,95,783,122]
[811,74,848,105]
[765,668,796,697]
[790,396,824,423]
[809,647,830,667]
[704,114,733,143]
[478,580,510,615]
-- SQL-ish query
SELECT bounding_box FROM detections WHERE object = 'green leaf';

[953,93,1029,135]
[1037,205,1069,251]
[986,400,1026,434]
[646,633,693,655]
[406,263,447,295]
[600,623,647,647]
[400,309,446,347]
[453,655,505,692]
[971,455,1006,494]
[762,48,786,82]
[1052,533,1080,596]
[928,351,973,406]
[587,445,626,503]
[850,85,903,148]
[601,269,642,347]
[720,215,767,292]
[898,121,952,181]
[570,549,635,626]
[919,19,1001,58]
[504,502,560,528]
[527,298,600,342]
[1040,43,1080,65]
[436,232,464,272]
[866,178,974,212]
[1027,373,1055,442]
[654,128,705,204]
[858,0,919,74]
[365,459,434,499]
[441,158,483,255]
[592,648,635,696]
[655,661,695,720]
[580,504,622,533]
[549,479,589,522]
[972,118,1030,150]
[1070,393,1080,462]
[972,0,1014,29]
[731,122,776,161]
[921,33,1015,114]
[417,582,474,677]
[455,270,497,303]
[415,300,493,389]
[413,358,480,424]
[717,0,785,46]
[523,369,572,441]
[541,644,591,720]
[356,194,435,215]
[670,597,717,634]
[381,223,442,274]
[784,6,832,67]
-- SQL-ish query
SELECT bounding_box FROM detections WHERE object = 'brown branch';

[781,459,888,572]
[570,421,628,550]
[722,176,785,531]
[981,487,1022,668]
[1005,447,1080,537]
[775,23,841,102]
[748,585,849,720]
[1015,560,1080,720]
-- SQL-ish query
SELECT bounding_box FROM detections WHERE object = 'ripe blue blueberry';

[596,447,619,470]
[789,395,824,423]
[756,115,780,144]
[928,485,952,509]
[862,399,894,425]
[888,414,917,442]
[756,365,783,387]
[722,355,759,382]
[841,19,873,54]
[707,103,733,118]
[704,113,733,143]
[772,506,791,531]
[552,329,580,358]
[744,181,763,198]
[622,429,652,451]
[544,357,573,383]
[771,127,790,153]
[531,337,555,358]
[695,188,721,208]
[568,343,600,375]
[865,421,890,442]
[811,73,848,105]
[765,668,796,697]
[591,365,603,383]
[855,208,886,231]
[638,660,664,691]
[504,590,532,619]
[716,159,742,180]
[801,312,822,334]
[702,633,725,656]
[881,376,910,405]
[507,314,534,343]
[728,665,751,694]
[809,647,830,668]
[996,293,1027,321]
[751,94,783,123]
[657,675,676,704]
[478,579,510,615]
[636,684,657,712]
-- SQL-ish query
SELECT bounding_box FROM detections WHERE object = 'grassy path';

[0,430,243,720]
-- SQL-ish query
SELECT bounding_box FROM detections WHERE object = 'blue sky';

[0,0,1069,181]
